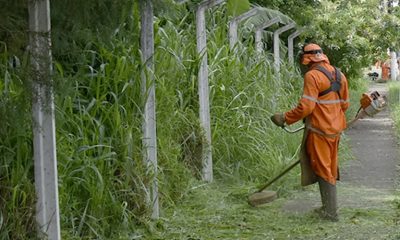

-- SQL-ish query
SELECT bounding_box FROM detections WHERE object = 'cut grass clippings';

[147,180,400,240]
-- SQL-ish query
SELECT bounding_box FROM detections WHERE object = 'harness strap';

[314,66,342,98]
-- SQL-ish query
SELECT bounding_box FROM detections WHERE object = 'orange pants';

[306,132,340,185]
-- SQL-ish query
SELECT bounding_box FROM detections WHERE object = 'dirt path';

[342,83,398,192]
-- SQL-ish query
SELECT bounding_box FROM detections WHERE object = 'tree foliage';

[250,0,400,78]
[227,0,251,17]
[0,0,28,55]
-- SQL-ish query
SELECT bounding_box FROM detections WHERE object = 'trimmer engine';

[359,91,387,117]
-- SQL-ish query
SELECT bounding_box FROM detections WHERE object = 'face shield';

[301,49,324,65]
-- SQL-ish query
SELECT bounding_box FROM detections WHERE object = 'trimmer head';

[248,190,278,207]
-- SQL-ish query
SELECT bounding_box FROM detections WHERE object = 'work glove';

[270,113,285,128]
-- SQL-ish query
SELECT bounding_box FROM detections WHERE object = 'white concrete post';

[254,17,280,53]
[273,23,295,73]
[382,0,388,13]
[28,0,61,239]
[288,30,302,65]
[390,51,397,81]
[228,8,258,50]
[196,0,225,182]
[140,0,159,219]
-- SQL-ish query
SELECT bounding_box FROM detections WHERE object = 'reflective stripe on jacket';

[284,62,350,135]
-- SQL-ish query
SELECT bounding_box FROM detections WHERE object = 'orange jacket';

[284,62,349,135]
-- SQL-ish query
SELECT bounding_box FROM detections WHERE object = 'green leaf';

[227,0,250,17]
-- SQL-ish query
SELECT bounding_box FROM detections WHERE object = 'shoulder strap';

[315,66,334,81]
[334,67,342,83]
[313,66,342,98]
[333,67,342,99]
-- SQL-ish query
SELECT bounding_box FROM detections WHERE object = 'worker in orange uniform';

[271,43,349,221]
[381,60,390,81]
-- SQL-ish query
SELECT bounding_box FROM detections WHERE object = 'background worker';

[271,43,350,221]
[381,59,390,81]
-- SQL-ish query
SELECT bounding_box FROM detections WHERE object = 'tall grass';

[0,45,38,239]
[54,7,306,238]
[388,81,400,134]
[0,3,366,239]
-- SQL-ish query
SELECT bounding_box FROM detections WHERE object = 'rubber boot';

[317,177,338,222]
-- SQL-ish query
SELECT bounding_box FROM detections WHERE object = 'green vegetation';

[252,0,400,79]
[0,0,399,239]
[389,81,400,133]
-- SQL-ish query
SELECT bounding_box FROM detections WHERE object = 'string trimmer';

[248,91,387,207]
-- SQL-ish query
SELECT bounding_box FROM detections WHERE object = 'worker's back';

[304,62,349,135]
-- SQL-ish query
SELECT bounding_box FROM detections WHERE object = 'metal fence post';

[288,30,302,65]
[28,0,61,239]
[228,8,258,50]
[140,0,159,219]
[273,23,295,73]
[254,17,280,53]
[196,0,225,182]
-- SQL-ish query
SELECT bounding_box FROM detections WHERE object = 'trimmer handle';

[283,126,305,133]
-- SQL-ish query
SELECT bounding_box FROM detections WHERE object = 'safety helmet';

[300,43,329,65]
